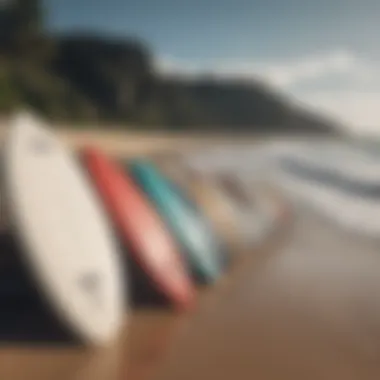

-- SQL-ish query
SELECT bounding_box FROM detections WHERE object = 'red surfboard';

[81,146,195,311]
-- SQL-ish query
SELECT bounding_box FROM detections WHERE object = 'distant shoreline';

[0,118,344,157]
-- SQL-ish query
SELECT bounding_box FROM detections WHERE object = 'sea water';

[183,138,380,238]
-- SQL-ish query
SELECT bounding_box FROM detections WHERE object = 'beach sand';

[2,120,373,379]
[152,204,380,380]
[0,123,246,380]
[0,196,289,380]
[0,121,293,379]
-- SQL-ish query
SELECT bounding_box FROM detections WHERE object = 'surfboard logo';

[29,137,52,153]
[79,272,102,308]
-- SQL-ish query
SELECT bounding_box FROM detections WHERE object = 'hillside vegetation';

[0,0,340,134]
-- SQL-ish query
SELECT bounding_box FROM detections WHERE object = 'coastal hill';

[0,0,340,134]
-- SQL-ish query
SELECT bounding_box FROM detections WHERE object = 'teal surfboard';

[163,174,231,268]
[127,158,224,284]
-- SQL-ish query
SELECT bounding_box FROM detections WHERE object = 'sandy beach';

[0,191,289,380]
[152,203,380,380]
[0,121,377,379]
[0,163,379,380]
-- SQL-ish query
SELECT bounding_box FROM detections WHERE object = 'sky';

[45,0,380,134]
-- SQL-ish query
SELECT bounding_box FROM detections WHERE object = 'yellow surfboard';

[155,154,243,259]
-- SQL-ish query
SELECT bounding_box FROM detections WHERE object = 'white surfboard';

[2,111,126,345]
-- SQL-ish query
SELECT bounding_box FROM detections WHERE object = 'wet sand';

[153,205,380,380]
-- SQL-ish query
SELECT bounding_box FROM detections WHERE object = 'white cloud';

[298,91,380,134]
[222,50,357,88]
[155,49,361,87]
[155,49,380,133]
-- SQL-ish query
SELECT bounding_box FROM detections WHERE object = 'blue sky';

[45,0,380,133]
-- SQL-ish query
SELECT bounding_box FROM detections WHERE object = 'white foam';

[183,138,380,238]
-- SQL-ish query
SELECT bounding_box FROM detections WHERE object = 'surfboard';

[127,158,224,284]
[2,112,125,345]
[217,174,276,248]
[157,158,241,255]
[156,169,231,272]
[81,147,194,311]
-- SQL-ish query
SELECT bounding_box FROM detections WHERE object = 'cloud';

[155,49,380,133]
[155,49,361,88]
[297,91,380,134]
[224,50,357,88]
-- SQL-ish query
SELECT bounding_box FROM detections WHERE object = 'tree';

[1,0,50,59]
[0,64,21,112]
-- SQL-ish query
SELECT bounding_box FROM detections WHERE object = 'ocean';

[184,138,380,239]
